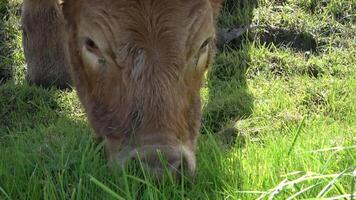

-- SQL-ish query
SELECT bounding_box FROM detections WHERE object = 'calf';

[22,0,223,177]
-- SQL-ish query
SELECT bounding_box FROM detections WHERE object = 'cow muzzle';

[111,144,196,179]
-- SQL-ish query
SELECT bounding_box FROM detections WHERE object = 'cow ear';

[61,0,83,27]
[210,0,224,18]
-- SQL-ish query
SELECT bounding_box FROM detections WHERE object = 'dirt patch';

[255,26,318,52]
[217,25,318,53]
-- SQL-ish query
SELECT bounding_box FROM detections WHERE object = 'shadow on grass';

[0,2,11,83]
[203,0,256,137]
[0,82,72,132]
[0,1,22,84]
[0,81,106,199]
[199,0,258,194]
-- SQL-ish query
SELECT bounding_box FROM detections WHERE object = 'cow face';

[63,0,222,177]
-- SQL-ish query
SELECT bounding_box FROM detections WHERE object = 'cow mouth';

[109,144,196,179]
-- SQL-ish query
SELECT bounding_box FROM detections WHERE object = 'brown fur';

[22,0,72,89]
[23,0,223,176]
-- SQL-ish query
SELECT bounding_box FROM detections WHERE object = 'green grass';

[0,0,355,199]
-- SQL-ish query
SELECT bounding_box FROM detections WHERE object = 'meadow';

[0,0,355,199]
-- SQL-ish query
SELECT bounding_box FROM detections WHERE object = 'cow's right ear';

[61,0,83,27]
[210,0,224,18]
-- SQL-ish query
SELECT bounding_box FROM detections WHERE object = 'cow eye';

[200,38,212,51]
[85,38,99,52]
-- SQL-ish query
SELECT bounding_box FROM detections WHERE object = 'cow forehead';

[84,0,210,12]
[81,0,212,32]
[78,0,214,63]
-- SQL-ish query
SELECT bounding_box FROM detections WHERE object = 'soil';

[256,26,317,52]
[217,25,318,53]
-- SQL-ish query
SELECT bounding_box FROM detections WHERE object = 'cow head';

[62,0,223,177]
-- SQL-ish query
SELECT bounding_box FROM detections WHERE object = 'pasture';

[0,0,355,199]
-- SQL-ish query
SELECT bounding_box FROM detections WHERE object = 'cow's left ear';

[210,0,224,18]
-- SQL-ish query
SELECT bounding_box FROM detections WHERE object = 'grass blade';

[322,194,355,200]
[287,182,324,200]
[288,117,305,155]
[0,186,11,200]
[351,169,355,200]
[308,146,356,153]
[317,169,348,198]
[268,179,288,200]
[89,175,126,200]
[126,175,164,197]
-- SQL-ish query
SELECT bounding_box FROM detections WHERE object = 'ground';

[0,0,355,199]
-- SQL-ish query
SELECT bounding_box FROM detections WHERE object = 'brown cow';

[22,0,223,178]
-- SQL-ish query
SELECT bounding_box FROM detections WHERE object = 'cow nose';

[129,145,195,179]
